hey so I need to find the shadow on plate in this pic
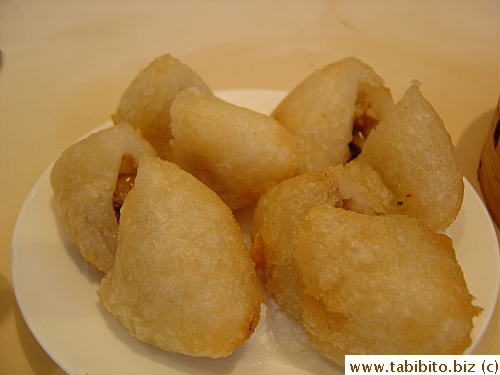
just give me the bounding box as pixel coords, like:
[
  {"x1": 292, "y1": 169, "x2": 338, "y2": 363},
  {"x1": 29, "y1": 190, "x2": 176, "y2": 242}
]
[{"x1": 13, "y1": 294, "x2": 66, "y2": 375}]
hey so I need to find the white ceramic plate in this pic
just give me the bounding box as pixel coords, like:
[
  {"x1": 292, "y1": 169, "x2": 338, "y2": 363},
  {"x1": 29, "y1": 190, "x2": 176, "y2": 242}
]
[{"x1": 11, "y1": 89, "x2": 500, "y2": 375}]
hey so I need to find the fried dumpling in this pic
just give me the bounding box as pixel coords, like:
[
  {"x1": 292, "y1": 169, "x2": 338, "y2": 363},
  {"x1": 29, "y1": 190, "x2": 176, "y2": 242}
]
[
  {"x1": 170, "y1": 88, "x2": 298, "y2": 210},
  {"x1": 294, "y1": 206, "x2": 480, "y2": 366},
  {"x1": 50, "y1": 123, "x2": 156, "y2": 273},
  {"x1": 251, "y1": 164, "x2": 391, "y2": 322},
  {"x1": 357, "y1": 83, "x2": 464, "y2": 232},
  {"x1": 112, "y1": 54, "x2": 213, "y2": 160},
  {"x1": 272, "y1": 57, "x2": 393, "y2": 174},
  {"x1": 98, "y1": 154, "x2": 263, "y2": 358}
]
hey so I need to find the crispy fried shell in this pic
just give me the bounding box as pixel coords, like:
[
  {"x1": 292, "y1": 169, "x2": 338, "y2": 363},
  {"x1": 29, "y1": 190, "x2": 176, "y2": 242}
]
[
  {"x1": 50, "y1": 123, "x2": 156, "y2": 272},
  {"x1": 251, "y1": 164, "x2": 391, "y2": 322},
  {"x1": 170, "y1": 88, "x2": 298, "y2": 210},
  {"x1": 272, "y1": 57, "x2": 393, "y2": 174},
  {"x1": 294, "y1": 206, "x2": 480, "y2": 365},
  {"x1": 358, "y1": 83, "x2": 464, "y2": 232},
  {"x1": 98, "y1": 154, "x2": 263, "y2": 358},
  {"x1": 112, "y1": 54, "x2": 213, "y2": 160}
]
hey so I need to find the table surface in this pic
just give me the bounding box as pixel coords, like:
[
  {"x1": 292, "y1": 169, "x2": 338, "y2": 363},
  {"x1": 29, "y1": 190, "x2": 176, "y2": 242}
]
[{"x1": 1, "y1": 1, "x2": 498, "y2": 374}]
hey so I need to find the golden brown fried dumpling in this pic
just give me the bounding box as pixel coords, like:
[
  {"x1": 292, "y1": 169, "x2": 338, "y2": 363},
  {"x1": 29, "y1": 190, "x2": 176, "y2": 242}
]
[
  {"x1": 50, "y1": 123, "x2": 156, "y2": 272},
  {"x1": 250, "y1": 164, "x2": 391, "y2": 322},
  {"x1": 294, "y1": 206, "x2": 480, "y2": 366},
  {"x1": 272, "y1": 57, "x2": 393, "y2": 174},
  {"x1": 112, "y1": 54, "x2": 213, "y2": 160},
  {"x1": 170, "y1": 88, "x2": 298, "y2": 210},
  {"x1": 98, "y1": 154, "x2": 263, "y2": 358},
  {"x1": 358, "y1": 83, "x2": 464, "y2": 232},
  {"x1": 251, "y1": 166, "x2": 343, "y2": 323},
  {"x1": 341, "y1": 157, "x2": 392, "y2": 215}
]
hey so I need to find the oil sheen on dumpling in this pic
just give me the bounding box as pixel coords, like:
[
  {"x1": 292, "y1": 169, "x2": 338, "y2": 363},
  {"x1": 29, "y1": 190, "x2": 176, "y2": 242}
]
[
  {"x1": 50, "y1": 123, "x2": 156, "y2": 273},
  {"x1": 98, "y1": 154, "x2": 263, "y2": 358}
]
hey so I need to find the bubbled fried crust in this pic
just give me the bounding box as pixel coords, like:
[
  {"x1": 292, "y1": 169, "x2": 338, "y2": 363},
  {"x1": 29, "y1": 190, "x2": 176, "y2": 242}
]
[
  {"x1": 272, "y1": 57, "x2": 393, "y2": 175},
  {"x1": 169, "y1": 88, "x2": 298, "y2": 211},
  {"x1": 250, "y1": 164, "x2": 394, "y2": 323},
  {"x1": 112, "y1": 54, "x2": 213, "y2": 161},
  {"x1": 50, "y1": 123, "x2": 156, "y2": 273},
  {"x1": 293, "y1": 206, "x2": 481, "y2": 366},
  {"x1": 358, "y1": 84, "x2": 464, "y2": 232},
  {"x1": 98, "y1": 154, "x2": 263, "y2": 358},
  {"x1": 251, "y1": 166, "x2": 343, "y2": 322}
]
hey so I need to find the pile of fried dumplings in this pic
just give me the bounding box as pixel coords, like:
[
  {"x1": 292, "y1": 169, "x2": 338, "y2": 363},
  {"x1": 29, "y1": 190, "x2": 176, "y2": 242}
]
[{"x1": 50, "y1": 54, "x2": 482, "y2": 366}]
